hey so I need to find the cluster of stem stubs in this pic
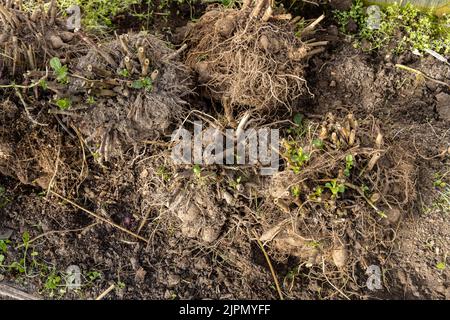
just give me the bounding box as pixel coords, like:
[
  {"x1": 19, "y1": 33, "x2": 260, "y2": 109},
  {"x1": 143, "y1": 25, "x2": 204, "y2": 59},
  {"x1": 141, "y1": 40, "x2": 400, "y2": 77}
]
[
  {"x1": 182, "y1": 0, "x2": 327, "y2": 125},
  {"x1": 0, "y1": 0, "x2": 77, "y2": 79},
  {"x1": 70, "y1": 32, "x2": 192, "y2": 163},
  {"x1": 261, "y1": 112, "x2": 416, "y2": 269}
]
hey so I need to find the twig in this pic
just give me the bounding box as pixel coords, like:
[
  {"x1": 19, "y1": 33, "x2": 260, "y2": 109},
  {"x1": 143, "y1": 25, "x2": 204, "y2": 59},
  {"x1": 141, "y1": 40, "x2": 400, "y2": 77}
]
[
  {"x1": 14, "y1": 89, "x2": 48, "y2": 127},
  {"x1": 321, "y1": 257, "x2": 351, "y2": 300},
  {"x1": 0, "y1": 284, "x2": 40, "y2": 300},
  {"x1": 253, "y1": 232, "x2": 284, "y2": 300},
  {"x1": 71, "y1": 125, "x2": 89, "y2": 185},
  {"x1": 344, "y1": 182, "x2": 382, "y2": 214},
  {"x1": 413, "y1": 136, "x2": 448, "y2": 160},
  {"x1": 302, "y1": 14, "x2": 325, "y2": 35},
  {"x1": 48, "y1": 190, "x2": 149, "y2": 243},
  {"x1": 137, "y1": 210, "x2": 151, "y2": 235},
  {"x1": 395, "y1": 64, "x2": 450, "y2": 89},
  {"x1": 95, "y1": 284, "x2": 115, "y2": 300},
  {"x1": 0, "y1": 69, "x2": 48, "y2": 89},
  {"x1": 164, "y1": 43, "x2": 188, "y2": 61},
  {"x1": 53, "y1": 114, "x2": 76, "y2": 139},
  {"x1": 78, "y1": 32, "x2": 118, "y2": 68},
  {"x1": 46, "y1": 142, "x2": 61, "y2": 199},
  {"x1": 15, "y1": 223, "x2": 99, "y2": 249},
  {"x1": 48, "y1": 0, "x2": 56, "y2": 25}
]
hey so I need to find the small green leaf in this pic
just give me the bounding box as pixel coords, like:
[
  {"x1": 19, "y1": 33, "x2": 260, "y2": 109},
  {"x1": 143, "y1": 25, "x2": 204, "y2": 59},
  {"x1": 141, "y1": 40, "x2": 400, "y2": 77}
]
[
  {"x1": 193, "y1": 164, "x2": 201, "y2": 177},
  {"x1": 312, "y1": 139, "x2": 324, "y2": 149},
  {"x1": 346, "y1": 154, "x2": 353, "y2": 163},
  {"x1": 87, "y1": 96, "x2": 95, "y2": 105},
  {"x1": 50, "y1": 57, "x2": 62, "y2": 71},
  {"x1": 56, "y1": 98, "x2": 71, "y2": 110},
  {"x1": 22, "y1": 231, "x2": 30, "y2": 245},
  {"x1": 291, "y1": 185, "x2": 301, "y2": 197},
  {"x1": 131, "y1": 80, "x2": 144, "y2": 89},
  {"x1": 433, "y1": 179, "x2": 446, "y2": 188},
  {"x1": 436, "y1": 262, "x2": 446, "y2": 270},
  {"x1": 118, "y1": 69, "x2": 129, "y2": 77},
  {"x1": 293, "y1": 113, "x2": 304, "y2": 125},
  {"x1": 0, "y1": 240, "x2": 8, "y2": 254},
  {"x1": 87, "y1": 270, "x2": 102, "y2": 281},
  {"x1": 56, "y1": 65, "x2": 68, "y2": 83},
  {"x1": 39, "y1": 80, "x2": 48, "y2": 90},
  {"x1": 11, "y1": 260, "x2": 25, "y2": 273}
]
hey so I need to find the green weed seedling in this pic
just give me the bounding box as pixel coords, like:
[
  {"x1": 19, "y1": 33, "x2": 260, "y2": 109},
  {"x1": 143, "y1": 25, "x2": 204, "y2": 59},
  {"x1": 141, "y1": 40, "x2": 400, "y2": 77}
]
[
  {"x1": 86, "y1": 96, "x2": 96, "y2": 105},
  {"x1": 50, "y1": 57, "x2": 69, "y2": 84},
  {"x1": 157, "y1": 166, "x2": 172, "y2": 182},
  {"x1": 86, "y1": 270, "x2": 102, "y2": 283},
  {"x1": 57, "y1": 0, "x2": 141, "y2": 32},
  {"x1": 344, "y1": 154, "x2": 354, "y2": 177},
  {"x1": 291, "y1": 185, "x2": 301, "y2": 198},
  {"x1": 229, "y1": 176, "x2": 242, "y2": 190},
  {"x1": 436, "y1": 261, "x2": 446, "y2": 270},
  {"x1": 289, "y1": 147, "x2": 310, "y2": 174},
  {"x1": 55, "y1": 98, "x2": 72, "y2": 110},
  {"x1": 325, "y1": 179, "x2": 346, "y2": 199},
  {"x1": 193, "y1": 164, "x2": 202, "y2": 179},
  {"x1": 312, "y1": 138, "x2": 324, "y2": 149},
  {"x1": 0, "y1": 239, "x2": 11, "y2": 267},
  {"x1": 118, "y1": 69, "x2": 130, "y2": 78},
  {"x1": 433, "y1": 173, "x2": 447, "y2": 189},
  {"x1": 287, "y1": 113, "x2": 306, "y2": 138},
  {"x1": 44, "y1": 270, "x2": 62, "y2": 297},
  {"x1": 132, "y1": 77, "x2": 153, "y2": 92},
  {"x1": 308, "y1": 186, "x2": 324, "y2": 202}
]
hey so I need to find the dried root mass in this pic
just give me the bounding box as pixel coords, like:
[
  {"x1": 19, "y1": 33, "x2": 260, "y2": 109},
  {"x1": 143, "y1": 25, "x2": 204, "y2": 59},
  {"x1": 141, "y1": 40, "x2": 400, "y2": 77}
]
[
  {"x1": 181, "y1": 0, "x2": 323, "y2": 121},
  {"x1": 259, "y1": 113, "x2": 416, "y2": 272},
  {"x1": 68, "y1": 32, "x2": 193, "y2": 162}
]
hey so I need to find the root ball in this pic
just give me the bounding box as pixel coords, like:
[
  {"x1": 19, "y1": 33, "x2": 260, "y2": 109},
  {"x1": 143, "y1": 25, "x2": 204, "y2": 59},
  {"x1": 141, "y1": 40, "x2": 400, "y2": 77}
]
[{"x1": 181, "y1": 3, "x2": 319, "y2": 116}]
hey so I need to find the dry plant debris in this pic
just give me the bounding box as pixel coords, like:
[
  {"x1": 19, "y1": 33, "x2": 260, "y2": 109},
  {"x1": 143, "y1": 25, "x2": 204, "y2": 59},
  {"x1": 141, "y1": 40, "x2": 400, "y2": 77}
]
[
  {"x1": 181, "y1": 0, "x2": 326, "y2": 123},
  {"x1": 67, "y1": 32, "x2": 192, "y2": 162},
  {"x1": 254, "y1": 112, "x2": 416, "y2": 292},
  {"x1": 1, "y1": 0, "x2": 443, "y2": 300}
]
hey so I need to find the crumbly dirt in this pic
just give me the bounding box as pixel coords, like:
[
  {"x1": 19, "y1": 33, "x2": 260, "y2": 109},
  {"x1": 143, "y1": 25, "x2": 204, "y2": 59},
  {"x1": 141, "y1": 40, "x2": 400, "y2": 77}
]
[{"x1": 1, "y1": 1, "x2": 449, "y2": 300}]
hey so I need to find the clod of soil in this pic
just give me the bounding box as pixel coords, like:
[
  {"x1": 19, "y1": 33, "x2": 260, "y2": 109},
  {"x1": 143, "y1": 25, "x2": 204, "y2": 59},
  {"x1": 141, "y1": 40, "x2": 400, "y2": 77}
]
[
  {"x1": 436, "y1": 92, "x2": 450, "y2": 121},
  {"x1": 169, "y1": 184, "x2": 226, "y2": 243},
  {"x1": 0, "y1": 99, "x2": 82, "y2": 193}
]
